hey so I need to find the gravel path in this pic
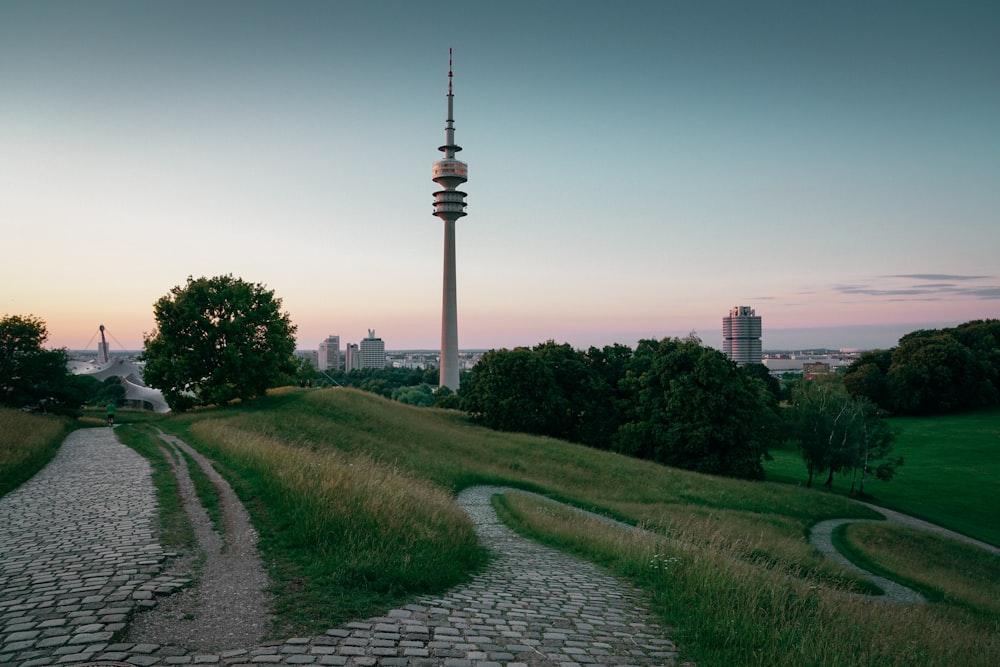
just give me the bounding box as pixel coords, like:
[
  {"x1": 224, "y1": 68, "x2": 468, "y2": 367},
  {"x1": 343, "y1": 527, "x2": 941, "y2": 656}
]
[
  {"x1": 808, "y1": 519, "x2": 926, "y2": 603},
  {"x1": 120, "y1": 430, "x2": 273, "y2": 651},
  {"x1": 806, "y1": 502, "x2": 999, "y2": 603}
]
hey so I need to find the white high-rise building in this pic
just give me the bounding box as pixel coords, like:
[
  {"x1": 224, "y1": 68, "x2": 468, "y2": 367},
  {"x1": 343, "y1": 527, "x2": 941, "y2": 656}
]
[
  {"x1": 723, "y1": 306, "x2": 763, "y2": 365},
  {"x1": 359, "y1": 330, "x2": 386, "y2": 370},
  {"x1": 431, "y1": 49, "x2": 468, "y2": 391},
  {"x1": 318, "y1": 335, "x2": 341, "y2": 372}
]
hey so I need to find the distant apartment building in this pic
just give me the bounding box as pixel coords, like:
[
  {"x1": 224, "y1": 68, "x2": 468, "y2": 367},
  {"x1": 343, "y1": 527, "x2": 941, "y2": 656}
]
[
  {"x1": 296, "y1": 349, "x2": 319, "y2": 369},
  {"x1": 359, "y1": 329, "x2": 386, "y2": 369},
  {"x1": 344, "y1": 343, "x2": 361, "y2": 372},
  {"x1": 723, "y1": 306, "x2": 762, "y2": 365},
  {"x1": 318, "y1": 335, "x2": 341, "y2": 372}
]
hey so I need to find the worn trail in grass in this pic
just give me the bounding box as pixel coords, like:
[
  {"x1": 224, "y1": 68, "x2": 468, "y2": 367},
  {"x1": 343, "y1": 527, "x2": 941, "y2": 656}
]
[{"x1": 121, "y1": 430, "x2": 272, "y2": 652}]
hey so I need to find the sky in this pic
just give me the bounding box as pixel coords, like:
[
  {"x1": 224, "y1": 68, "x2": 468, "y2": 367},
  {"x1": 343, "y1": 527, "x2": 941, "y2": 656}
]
[{"x1": 2, "y1": 1, "x2": 998, "y2": 353}]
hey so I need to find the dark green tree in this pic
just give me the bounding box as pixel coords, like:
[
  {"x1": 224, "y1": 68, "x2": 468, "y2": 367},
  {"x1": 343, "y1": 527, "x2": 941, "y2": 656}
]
[
  {"x1": 0, "y1": 314, "x2": 85, "y2": 415},
  {"x1": 433, "y1": 385, "x2": 460, "y2": 409},
  {"x1": 613, "y1": 336, "x2": 772, "y2": 480},
  {"x1": 843, "y1": 348, "x2": 893, "y2": 409},
  {"x1": 142, "y1": 275, "x2": 297, "y2": 410},
  {"x1": 944, "y1": 319, "x2": 1000, "y2": 399},
  {"x1": 392, "y1": 384, "x2": 436, "y2": 407},
  {"x1": 577, "y1": 344, "x2": 633, "y2": 448},
  {"x1": 458, "y1": 346, "x2": 562, "y2": 435},
  {"x1": 888, "y1": 330, "x2": 997, "y2": 414},
  {"x1": 94, "y1": 376, "x2": 127, "y2": 407},
  {"x1": 742, "y1": 362, "x2": 781, "y2": 404}
]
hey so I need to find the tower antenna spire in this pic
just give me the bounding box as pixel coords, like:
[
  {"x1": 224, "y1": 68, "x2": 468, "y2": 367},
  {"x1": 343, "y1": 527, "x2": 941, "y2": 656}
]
[{"x1": 431, "y1": 49, "x2": 469, "y2": 391}]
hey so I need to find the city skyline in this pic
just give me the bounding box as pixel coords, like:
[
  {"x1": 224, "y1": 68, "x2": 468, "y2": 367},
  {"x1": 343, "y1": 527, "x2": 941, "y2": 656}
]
[{"x1": 2, "y1": 2, "x2": 998, "y2": 354}]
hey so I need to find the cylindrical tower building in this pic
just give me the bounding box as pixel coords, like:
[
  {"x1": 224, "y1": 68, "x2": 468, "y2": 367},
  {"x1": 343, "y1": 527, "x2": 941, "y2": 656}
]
[
  {"x1": 432, "y1": 49, "x2": 468, "y2": 391},
  {"x1": 723, "y1": 306, "x2": 762, "y2": 365}
]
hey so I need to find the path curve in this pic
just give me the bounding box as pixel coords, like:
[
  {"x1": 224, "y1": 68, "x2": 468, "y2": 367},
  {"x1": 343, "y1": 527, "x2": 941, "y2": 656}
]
[
  {"x1": 808, "y1": 519, "x2": 926, "y2": 603},
  {"x1": 807, "y1": 502, "x2": 999, "y2": 604}
]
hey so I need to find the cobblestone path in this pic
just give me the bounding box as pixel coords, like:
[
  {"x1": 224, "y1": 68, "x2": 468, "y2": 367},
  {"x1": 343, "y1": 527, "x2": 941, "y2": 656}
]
[{"x1": 1, "y1": 429, "x2": 682, "y2": 666}]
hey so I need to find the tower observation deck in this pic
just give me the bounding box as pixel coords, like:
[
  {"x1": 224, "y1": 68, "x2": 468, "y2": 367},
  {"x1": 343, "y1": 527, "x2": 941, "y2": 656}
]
[{"x1": 432, "y1": 49, "x2": 467, "y2": 391}]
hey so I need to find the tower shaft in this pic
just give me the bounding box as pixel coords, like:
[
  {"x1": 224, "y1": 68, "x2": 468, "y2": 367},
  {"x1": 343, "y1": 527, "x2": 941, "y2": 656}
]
[{"x1": 441, "y1": 220, "x2": 459, "y2": 390}]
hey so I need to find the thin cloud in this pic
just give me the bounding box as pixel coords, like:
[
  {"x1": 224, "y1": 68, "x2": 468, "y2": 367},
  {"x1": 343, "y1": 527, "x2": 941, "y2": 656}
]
[
  {"x1": 883, "y1": 274, "x2": 990, "y2": 281},
  {"x1": 832, "y1": 274, "x2": 1000, "y2": 301}
]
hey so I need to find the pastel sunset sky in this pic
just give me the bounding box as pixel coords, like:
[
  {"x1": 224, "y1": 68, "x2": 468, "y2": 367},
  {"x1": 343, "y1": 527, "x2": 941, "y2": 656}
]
[{"x1": 2, "y1": 1, "x2": 998, "y2": 352}]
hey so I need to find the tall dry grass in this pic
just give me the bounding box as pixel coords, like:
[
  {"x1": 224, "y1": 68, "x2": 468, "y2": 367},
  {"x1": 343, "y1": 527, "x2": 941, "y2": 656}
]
[
  {"x1": 496, "y1": 490, "x2": 1000, "y2": 667},
  {"x1": 187, "y1": 418, "x2": 487, "y2": 631},
  {"x1": 154, "y1": 389, "x2": 997, "y2": 653},
  {"x1": 219, "y1": 389, "x2": 883, "y2": 592},
  {"x1": 844, "y1": 521, "x2": 1000, "y2": 615},
  {"x1": 0, "y1": 407, "x2": 72, "y2": 497}
]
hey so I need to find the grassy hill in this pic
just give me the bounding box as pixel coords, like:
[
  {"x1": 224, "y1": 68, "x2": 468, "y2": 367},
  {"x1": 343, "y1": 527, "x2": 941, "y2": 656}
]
[
  {"x1": 142, "y1": 387, "x2": 999, "y2": 667},
  {"x1": 6, "y1": 389, "x2": 998, "y2": 666}
]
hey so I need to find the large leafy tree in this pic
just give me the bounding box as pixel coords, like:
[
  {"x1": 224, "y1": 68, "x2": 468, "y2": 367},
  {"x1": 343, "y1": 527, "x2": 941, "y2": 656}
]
[
  {"x1": 613, "y1": 336, "x2": 774, "y2": 480},
  {"x1": 143, "y1": 275, "x2": 297, "y2": 410},
  {"x1": 842, "y1": 348, "x2": 892, "y2": 408},
  {"x1": 458, "y1": 341, "x2": 623, "y2": 443},
  {"x1": 0, "y1": 314, "x2": 86, "y2": 414},
  {"x1": 458, "y1": 346, "x2": 562, "y2": 435}
]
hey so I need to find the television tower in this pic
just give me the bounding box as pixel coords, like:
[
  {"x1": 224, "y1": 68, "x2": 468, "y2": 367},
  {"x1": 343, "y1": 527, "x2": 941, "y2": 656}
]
[{"x1": 432, "y1": 49, "x2": 468, "y2": 391}]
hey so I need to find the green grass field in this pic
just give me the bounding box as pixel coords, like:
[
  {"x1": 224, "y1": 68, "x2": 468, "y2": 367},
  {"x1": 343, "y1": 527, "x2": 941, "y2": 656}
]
[
  {"x1": 4, "y1": 389, "x2": 998, "y2": 666},
  {"x1": 764, "y1": 408, "x2": 1000, "y2": 547}
]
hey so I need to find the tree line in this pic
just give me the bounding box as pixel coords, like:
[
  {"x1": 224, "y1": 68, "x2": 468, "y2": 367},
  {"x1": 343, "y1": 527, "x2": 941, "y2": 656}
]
[
  {"x1": 843, "y1": 319, "x2": 1000, "y2": 415},
  {"x1": 456, "y1": 337, "x2": 780, "y2": 480}
]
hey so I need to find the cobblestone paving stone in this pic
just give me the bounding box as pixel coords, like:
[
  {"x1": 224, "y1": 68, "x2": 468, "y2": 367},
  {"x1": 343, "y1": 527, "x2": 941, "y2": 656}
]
[
  {"x1": 1, "y1": 429, "x2": 682, "y2": 667},
  {"x1": 0, "y1": 428, "x2": 187, "y2": 667}
]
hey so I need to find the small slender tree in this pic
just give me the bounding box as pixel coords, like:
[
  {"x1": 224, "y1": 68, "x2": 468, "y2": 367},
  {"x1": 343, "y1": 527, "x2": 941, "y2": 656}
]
[{"x1": 788, "y1": 374, "x2": 901, "y2": 494}]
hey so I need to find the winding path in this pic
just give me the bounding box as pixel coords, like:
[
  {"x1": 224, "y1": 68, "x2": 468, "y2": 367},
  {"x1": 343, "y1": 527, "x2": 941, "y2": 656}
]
[
  {"x1": 806, "y1": 503, "x2": 999, "y2": 604},
  {"x1": 1, "y1": 428, "x2": 683, "y2": 666}
]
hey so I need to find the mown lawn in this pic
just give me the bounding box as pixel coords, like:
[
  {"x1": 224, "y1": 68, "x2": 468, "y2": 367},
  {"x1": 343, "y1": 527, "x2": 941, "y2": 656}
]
[{"x1": 765, "y1": 408, "x2": 1000, "y2": 547}]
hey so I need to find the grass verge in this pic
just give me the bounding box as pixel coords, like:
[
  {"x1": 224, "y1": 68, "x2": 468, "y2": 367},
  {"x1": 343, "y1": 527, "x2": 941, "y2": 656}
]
[
  {"x1": 840, "y1": 521, "x2": 1000, "y2": 616},
  {"x1": 177, "y1": 447, "x2": 224, "y2": 538},
  {"x1": 0, "y1": 407, "x2": 74, "y2": 498},
  {"x1": 114, "y1": 424, "x2": 196, "y2": 552},
  {"x1": 161, "y1": 412, "x2": 489, "y2": 635}
]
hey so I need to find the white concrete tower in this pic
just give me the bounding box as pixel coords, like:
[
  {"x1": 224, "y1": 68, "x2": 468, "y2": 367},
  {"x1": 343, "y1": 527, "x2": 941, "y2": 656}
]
[{"x1": 432, "y1": 49, "x2": 468, "y2": 391}]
